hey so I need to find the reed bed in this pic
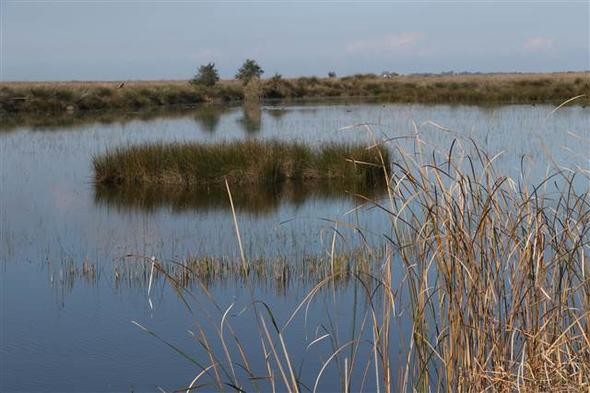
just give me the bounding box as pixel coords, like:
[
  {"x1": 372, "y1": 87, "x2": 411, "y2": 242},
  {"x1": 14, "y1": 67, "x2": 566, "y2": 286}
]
[
  {"x1": 384, "y1": 138, "x2": 590, "y2": 391},
  {"x1": 2, "y1": 72, "x2": 587, "y2": 114},
  {"x1": 133, "y1": 133, "x2": 590, "y2": 392},
  {"x1": 93, "y1": 141, "x2": 390, "y2": 188}
]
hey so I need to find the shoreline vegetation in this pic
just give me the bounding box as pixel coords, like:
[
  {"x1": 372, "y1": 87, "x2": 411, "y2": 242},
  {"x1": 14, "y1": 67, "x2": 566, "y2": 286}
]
[
  {"x1": 149, "y1": 138, "x2": 590, "y2": 392},
  {"x1": 2, "y1": 71, "x2": 588, "y2": 114},
  {"x1": 93, "y1": 141, "x2": 390, "y2": 188}
]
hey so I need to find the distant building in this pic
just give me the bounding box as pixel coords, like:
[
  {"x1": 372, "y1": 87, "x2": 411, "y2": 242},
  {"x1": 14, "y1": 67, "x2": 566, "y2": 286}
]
[{"x1": 380, "y1": 71, "x2": 399, "y2": 79}]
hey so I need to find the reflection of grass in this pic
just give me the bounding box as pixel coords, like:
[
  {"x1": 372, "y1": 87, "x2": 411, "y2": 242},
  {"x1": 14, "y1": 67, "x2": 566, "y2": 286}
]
[
  {"x1": 94, "y1": 180, "x2": 386, "y2": 215},
  {"x1": 2, "y1": 72, "x2": 587, "y2": 114},
  {"x1": 0, "y1": 104, "x2": 232, "y2": 132},
  {"x1": 93, "y1": 141, "x2": 390, "y2": 187},
  {"x1": 133, "y1": 136, "x2": 589, "y2": 392}
]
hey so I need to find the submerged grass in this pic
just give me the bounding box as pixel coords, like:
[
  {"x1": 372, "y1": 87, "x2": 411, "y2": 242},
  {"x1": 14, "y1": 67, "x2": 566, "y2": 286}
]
[
  {"x1": 133, "y1": 132, "x2": 590, "y2": 392},
  {"x1": 48, "y1": 251, "x2": 381, "y2": 298},
  {"x1": 113, "y1": 250, "x2": 383, "y2": 294},
  {"x1": 93, "y1": 140, "x2": 390, "y2": 188}
]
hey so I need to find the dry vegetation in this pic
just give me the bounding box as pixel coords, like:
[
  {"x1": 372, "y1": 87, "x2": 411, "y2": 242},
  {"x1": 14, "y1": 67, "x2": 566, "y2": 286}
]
[
  {"x1": 2, "y1": 72, "x2": 588, "y2": 114},
  {"x1": 0, "y1": 80, "x2": 243, "y2": 114},
  {"x1": 132, "y1": 135, "x2": 590, "y2": 392}
]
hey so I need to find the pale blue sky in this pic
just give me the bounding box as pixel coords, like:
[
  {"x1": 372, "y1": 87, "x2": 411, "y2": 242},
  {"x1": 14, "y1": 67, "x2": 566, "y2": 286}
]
[{"x1": 1, "y1": 1, "x2": 588, "y2": 81}]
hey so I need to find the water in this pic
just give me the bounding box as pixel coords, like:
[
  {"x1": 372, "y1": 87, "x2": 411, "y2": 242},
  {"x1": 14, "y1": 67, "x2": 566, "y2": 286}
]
[{"x1": 1, "y1": 102, "x2": 588, "y2": 392}]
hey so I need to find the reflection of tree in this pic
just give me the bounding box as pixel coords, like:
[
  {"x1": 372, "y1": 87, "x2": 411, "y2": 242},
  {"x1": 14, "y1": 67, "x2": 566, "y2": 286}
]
[
  {"x1": 193, "y1": 106, "x2": 226, "y2": 133},
  {"x1": 239, "y1": 102, "x2": 262, "y2": 134}
]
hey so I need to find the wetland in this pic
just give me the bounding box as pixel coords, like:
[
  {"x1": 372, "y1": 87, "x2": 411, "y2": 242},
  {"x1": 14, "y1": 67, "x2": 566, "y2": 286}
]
[{"x1": 1, "y1": 100, "x2": 589, "y2": 392}]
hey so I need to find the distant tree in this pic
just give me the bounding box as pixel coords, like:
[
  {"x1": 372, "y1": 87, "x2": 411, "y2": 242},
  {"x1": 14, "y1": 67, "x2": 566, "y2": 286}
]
[
  {"x1": 235, "y1": 59, "x2": 264, "y2": 84},
  {"x1": 191, "y1": 63, "x2": 219, "y2": 87},
  {"x1": 328, "y1": 71, "x2": 336, "y2": 78}
]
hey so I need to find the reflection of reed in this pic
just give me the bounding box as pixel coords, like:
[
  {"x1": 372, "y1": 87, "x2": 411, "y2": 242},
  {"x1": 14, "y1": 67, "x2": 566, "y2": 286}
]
[{"x1": 94, "y1": 181, "x2": 387, "y2": 215}]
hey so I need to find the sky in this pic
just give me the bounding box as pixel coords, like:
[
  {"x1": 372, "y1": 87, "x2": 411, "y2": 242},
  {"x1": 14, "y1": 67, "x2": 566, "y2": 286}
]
[{"x1": 1, "y1": 1, "x2": 589, "y2": 81}]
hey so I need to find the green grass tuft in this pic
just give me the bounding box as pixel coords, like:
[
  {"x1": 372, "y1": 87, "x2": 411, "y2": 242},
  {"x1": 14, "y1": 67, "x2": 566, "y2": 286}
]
[{"x1": 93, "y1": 140, "x2": 390, "y2": 188}]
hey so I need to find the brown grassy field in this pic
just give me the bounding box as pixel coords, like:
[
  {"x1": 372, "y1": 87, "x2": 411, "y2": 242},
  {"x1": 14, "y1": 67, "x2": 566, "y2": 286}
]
[{"x1": 1, "y1": 71, "x2": 588, "y2": 114}]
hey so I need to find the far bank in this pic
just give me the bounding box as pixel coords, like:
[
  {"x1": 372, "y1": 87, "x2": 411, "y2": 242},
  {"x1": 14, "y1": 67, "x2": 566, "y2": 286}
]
[{"x1": 1, "y1": 71, "x2": 588, "y2": 114}]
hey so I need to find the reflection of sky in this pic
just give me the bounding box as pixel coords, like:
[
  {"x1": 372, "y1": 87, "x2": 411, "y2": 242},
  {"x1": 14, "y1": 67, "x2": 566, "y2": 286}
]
[
  {"x1": 1, "y1": 103, "x2": 589, "y2": 392},
  {"x1": 1, "y1": 103, "x2": 589, "y2": 265}
]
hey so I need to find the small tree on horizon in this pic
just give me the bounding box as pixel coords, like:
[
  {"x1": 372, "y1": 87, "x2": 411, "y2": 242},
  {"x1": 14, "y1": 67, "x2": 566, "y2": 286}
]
[
  {"x1": 235, "y1": 59, "x2": 264, "y2": 85},
  {"x1": 190, "y1": 63, "x2": 219, "y2": 87}
]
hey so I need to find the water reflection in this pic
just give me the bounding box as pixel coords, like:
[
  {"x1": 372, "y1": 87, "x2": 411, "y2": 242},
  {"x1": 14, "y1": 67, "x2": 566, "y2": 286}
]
[
  {"x1": 2, "y1": 101, "x2": 589, "y2": 392},
  {"x1": 263, "y1": 105, "x2": 288, "y2": 119},
  {"x1": 0, "y1": 106, "x2": 193, "y2": 132},
  {"x1": 238, "y1": 102, "x2": 262, "y2": 134},
  {"x1": 192, "y1": 105, "x2": 229, "y2": 133},
  {"x1": 94, "y1": 181, "x2": 387, "y2": 215},
  {"x1": 0, "y1": 104, "x2": 235, "y2": 133}
]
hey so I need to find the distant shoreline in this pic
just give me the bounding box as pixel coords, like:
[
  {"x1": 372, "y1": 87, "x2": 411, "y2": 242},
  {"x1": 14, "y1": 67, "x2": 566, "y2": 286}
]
[{"x1": 1, "y1": 71, "x2": 588, "y2": 114}]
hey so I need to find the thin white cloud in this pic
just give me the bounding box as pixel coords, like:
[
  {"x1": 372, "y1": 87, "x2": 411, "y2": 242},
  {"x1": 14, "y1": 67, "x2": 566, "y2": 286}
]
[
  {"x1": 523, "y1": 37, "x2": 555, "y2": 51},
  {"x1": 346, "y1": 32, "x2": 424, "y2": 54}
]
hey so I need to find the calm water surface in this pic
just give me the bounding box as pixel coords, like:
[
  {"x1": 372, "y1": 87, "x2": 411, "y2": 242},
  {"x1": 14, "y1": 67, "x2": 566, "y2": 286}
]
[{"x1": 1, "y1": 103, "x2": 588, "y2": 392}]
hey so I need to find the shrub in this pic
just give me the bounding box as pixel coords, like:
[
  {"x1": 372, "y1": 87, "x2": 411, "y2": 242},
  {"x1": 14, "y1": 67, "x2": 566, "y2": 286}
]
[
  {"x1": 235, "y1": 59, "x2": 264, "y2": 85},
  {"x1": 190, "y1": 63, "x2": 220, "y2": 87}
]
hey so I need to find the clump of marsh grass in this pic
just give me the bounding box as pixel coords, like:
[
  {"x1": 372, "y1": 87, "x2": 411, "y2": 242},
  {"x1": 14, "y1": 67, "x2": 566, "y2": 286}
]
[
  {"x1": 93, "y1": 140, "x2": 390, "y2": 188},
  {"x1": 131, "y1": 132, "x2": 589, "y2": 391}
]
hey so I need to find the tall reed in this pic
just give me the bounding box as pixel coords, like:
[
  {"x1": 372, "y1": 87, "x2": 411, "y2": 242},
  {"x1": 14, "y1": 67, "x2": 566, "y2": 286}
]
[{"x1": 132, "y1": 133, "x2": 589, "y2": 392}]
